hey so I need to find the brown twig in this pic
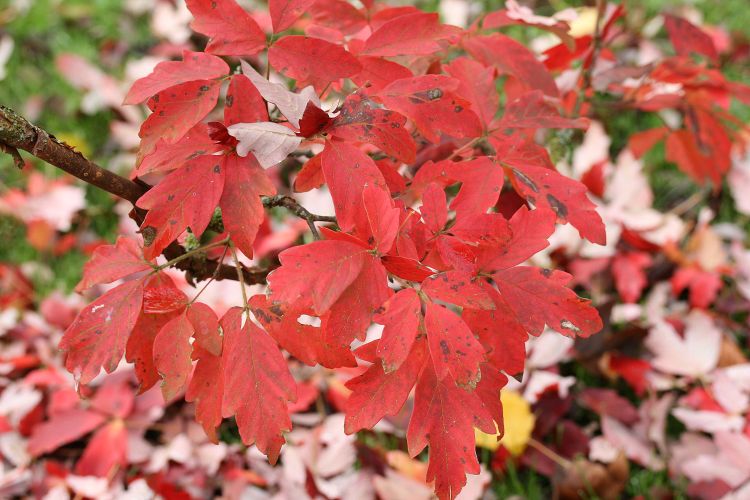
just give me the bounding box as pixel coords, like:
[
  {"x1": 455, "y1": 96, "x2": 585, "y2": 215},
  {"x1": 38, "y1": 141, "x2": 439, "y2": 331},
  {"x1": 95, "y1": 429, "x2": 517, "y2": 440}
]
[{"x1": 262, "y1": 194, "x2": 336, "y2": 240}]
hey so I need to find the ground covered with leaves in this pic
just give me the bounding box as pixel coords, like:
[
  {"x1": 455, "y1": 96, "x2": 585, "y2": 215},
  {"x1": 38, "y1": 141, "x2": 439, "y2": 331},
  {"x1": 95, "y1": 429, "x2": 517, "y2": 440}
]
[{"x1": 1, "y1": 0, "x2": 750, "y2": 499}]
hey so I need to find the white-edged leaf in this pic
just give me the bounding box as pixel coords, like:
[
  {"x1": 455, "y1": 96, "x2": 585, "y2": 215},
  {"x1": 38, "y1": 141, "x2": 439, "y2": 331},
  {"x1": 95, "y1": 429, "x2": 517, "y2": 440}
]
[
  {"x1": 241, "y1": 60, "x2": 320, "y2": 128},
  {"x1": 227, "y1": 122, "x2": 303, "y2": 168}
]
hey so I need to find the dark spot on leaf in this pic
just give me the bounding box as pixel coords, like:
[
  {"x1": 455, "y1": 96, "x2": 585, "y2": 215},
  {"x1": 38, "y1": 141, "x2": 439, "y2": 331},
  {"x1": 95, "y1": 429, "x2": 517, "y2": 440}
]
[
  {"x1": 140, "y1": 226, "x2": 157, "y2": 247},
  {"x1": 546, "y1": 193, "x2": 568, "y2": 218},
  {"x1": 511, "y1": 168, "x2": 538, "y2": 193},
  {"x1": 540, "y1": 268, "x2": 552, "y2": 278},
  {"x1": 454, "y1": 105, "x2": 463, "y2": 113},
  {"x1": 253, "y1": 308, "x2": 272, "y2": 324},
  {"x1": 213, "y1": 164, "x2": 221, "y2": 174},
  {"x1": 440, "y1": 340, "x2": 450, "y2": 356}
]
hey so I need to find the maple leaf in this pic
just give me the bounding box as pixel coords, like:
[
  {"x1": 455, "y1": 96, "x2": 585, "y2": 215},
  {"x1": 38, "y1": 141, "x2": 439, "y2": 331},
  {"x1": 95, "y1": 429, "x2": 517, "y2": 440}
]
[
  {"x1": 124, "y1": 50, "x2": 228, "y2": 105},
  {"x1": 323, "y1": 252, "x2": 392, "y2": 347},
  {"x1": 186, "y1": 0, "x2": 266, "y2": 56},
  {"x1": 362, "y1": 12, "x2": 462, "y2": 57},
  {"x1": 221, "y1": 307, "x2": 296, "y2": 463},
  {"x1": 60, "y1": 279, "x2": 144, "y2": 385},
  {"x1": 447, "y1": 157, "x2": 505, "y2": 217},
  {"x1": 227, "y1": 122, "x2": 303, "y2": 168},
  {"x1": 353, "y1": 184, "x2": 400, "y2": 253},
  {"x1": 664, "y1": 14, "x2": 718, "y2": 64},
  {"x1": 141, "y1": 273, "x2": 188, "y2": 314},
  {"x1": 268, "y1": 36, "x2": 361, "y2": 92},
  {"x1": 75, "y1": 237, "x2": 151, "y2": 292},
  {"x1": 492, "y1": 267, "x2": 602, "y2": 338},
  {"x1": 249, "y1": 294, "x2": 357, "y2": 368},
  {"x1": 186, "y1": 344, "x2": 224, "y2": 443},
  {"x1": 311, "y1": 0, "x2": 367, "y2": 34},
  {"x1": 444, "y1": 57, "x2": 499, "y2": 130},
  {"x1": 74, "y1": 420, "x2": 128, "y2": 477},
  {"x1": 422, "y1": 271, "x2": 495, "y2": 310},
  {"x1": 136, "y1": 155, "x2": 226, "y2": 260},
  {"x1": 377, "y1": 75, "x2": 482, "y2": 143},
  {"x1": 612, "y1": 252, "x2": 652, "y2": 303},
  {"x1": 351, "y1": 56, "x2": 413, "y2": 92}
]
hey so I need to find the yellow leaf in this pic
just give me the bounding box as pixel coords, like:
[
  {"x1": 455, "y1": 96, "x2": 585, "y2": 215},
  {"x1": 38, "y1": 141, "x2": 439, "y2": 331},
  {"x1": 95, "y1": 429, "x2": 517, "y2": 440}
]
[
  {"x1": 569, "y1": 8, "x2": 599, "y2": 38},
  {"x1": 474, "y1": 390, "x2": 535, "y2": 456}
]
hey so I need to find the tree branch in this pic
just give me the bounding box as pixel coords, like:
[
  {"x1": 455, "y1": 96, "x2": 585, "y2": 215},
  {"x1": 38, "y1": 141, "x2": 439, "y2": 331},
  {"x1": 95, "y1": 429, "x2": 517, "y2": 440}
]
[
  {"x1": 0, "y1": 105, "x2": 147, "y2": 203},
  {"x1": 0, "y1": 105, "x2": 272, "y2": 284}
]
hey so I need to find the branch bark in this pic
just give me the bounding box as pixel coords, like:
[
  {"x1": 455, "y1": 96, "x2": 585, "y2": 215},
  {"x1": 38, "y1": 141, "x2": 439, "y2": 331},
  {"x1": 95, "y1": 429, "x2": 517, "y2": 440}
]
[
  {"x1": 0, "y1": 105, "x2": 274, "y2": 284},
  {"x1": 0, "y1": 105, "x2": 148, "y2": 204}
]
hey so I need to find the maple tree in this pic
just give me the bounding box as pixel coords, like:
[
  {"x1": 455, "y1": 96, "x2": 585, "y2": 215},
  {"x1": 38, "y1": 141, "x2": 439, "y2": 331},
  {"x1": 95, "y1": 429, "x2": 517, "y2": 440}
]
[{"x1": 2, "y1": 1, "x2": 749, "y2": 498}]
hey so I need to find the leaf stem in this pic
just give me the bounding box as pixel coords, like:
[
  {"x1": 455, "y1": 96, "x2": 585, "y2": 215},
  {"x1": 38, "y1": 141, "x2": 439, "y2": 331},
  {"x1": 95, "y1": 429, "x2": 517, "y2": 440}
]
[
  {"x1": 230, "y1": 244, "x2": 249, "y2": 308},
  {"x1": 527, "y1": 438, "x2": 572, "y2": 469},
  {"x1": 189, "y1": 243, "x2": 231, "y2": 305},
  {"x1": 153, "y1": 236, "x2": 231, "y2": 273}
]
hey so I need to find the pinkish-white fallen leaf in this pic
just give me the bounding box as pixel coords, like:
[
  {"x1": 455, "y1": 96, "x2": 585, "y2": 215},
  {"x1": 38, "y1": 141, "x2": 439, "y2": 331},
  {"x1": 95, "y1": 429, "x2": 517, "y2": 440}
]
[{"x1": 645, "y1": 311, "x2": 721, "y2": 377}]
